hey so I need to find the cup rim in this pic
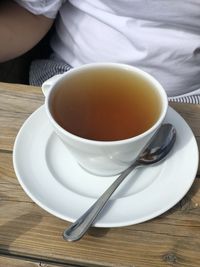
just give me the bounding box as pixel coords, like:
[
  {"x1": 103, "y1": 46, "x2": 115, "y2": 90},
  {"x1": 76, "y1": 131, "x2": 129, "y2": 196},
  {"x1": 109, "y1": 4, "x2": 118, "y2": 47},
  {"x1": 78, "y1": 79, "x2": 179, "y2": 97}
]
[{"x1": 45, "y1": 62, "x2": 168, "y2": 146}]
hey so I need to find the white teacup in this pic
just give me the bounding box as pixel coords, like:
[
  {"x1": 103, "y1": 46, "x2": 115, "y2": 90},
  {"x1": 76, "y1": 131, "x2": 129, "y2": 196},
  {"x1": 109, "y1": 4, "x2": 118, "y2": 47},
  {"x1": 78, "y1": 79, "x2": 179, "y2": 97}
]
[{"x1": 42, "y1": 63, "x2": 168, "y2": 176}]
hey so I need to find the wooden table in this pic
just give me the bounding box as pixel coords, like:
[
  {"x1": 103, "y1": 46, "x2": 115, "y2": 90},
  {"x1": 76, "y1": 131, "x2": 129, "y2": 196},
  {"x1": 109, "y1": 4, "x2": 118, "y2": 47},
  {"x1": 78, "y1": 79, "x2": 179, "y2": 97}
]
[{"x1": 0, "y1": 82, "x2": 200, "y2": 267}]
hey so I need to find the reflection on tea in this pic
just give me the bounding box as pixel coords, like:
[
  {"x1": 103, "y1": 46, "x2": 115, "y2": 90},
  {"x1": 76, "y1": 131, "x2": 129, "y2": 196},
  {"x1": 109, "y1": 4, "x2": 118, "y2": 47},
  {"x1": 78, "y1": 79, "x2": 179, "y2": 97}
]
[{"x1": 51, "y1": 68, "x2": 161, "y2": 141}]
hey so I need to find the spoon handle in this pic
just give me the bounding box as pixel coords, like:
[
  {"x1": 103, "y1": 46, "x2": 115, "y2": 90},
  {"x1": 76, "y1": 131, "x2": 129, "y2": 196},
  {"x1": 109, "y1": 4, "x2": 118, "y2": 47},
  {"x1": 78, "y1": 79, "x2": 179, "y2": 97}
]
[{"x1": 63, "y1": 161, "x2": 139, "y2": 241}]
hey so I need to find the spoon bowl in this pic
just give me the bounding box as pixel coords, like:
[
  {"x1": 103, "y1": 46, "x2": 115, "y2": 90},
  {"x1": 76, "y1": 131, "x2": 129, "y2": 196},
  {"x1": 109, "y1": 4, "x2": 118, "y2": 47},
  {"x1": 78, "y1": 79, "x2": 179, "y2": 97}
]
[{"x1": 138, "y1": 123, "x2": 176, "y2": 165}]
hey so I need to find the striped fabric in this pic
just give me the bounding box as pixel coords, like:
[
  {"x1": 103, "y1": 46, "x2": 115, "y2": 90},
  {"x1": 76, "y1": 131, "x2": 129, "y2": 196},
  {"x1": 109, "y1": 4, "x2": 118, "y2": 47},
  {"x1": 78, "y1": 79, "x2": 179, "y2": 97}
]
[
  {"x1": 29, "y1": 59, "x2": 200, "y2": 104},
  {"x1": 29, "y1": 59, "x2": 71, "y2": 86},
  {"x1": 168, "y1": 94, "x2": 200, "y2": 104}
]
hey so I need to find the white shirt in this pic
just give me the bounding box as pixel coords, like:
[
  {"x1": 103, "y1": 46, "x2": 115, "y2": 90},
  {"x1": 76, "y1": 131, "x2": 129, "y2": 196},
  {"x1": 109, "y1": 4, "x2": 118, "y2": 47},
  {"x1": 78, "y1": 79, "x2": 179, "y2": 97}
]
[{"x1": 15, "y1": 0, "x2": 200, "y2": 97}]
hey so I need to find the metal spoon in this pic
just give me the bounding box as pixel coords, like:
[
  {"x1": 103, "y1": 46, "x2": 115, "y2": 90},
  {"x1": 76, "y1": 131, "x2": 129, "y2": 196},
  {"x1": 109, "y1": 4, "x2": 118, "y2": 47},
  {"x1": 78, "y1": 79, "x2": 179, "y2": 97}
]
[{"x1": 63, "y1": 123, "x2": 176, "y2": 242}]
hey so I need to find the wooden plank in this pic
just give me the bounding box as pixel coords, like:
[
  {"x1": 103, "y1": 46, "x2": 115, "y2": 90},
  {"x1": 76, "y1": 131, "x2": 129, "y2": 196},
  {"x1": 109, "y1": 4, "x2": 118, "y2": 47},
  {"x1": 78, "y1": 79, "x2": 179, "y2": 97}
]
[
  {"x1": 0, "y1": 82, "x2": 44, "y2": 151},
  {"x1": 0, "y1": 254, "x2": 69, "y2": 267},
  {"x1": 0, "y1": 184, "x2": 200, "y2": 267},
  {"x1": 0, "y1": 151, "x2": 200, "y2": 267},
  {"x1": 170, "y1": 102, "x2": 200, "y2": 137}
]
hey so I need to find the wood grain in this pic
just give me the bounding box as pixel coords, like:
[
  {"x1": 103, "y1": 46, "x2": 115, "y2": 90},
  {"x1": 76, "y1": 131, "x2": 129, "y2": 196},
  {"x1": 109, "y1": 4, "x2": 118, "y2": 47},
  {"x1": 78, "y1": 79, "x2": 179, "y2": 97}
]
[
  {"x1": 0, "y1": 82, "x2": 200, "y2": 267},
  {"x1": 0, "y1": 82, "x2": 44, "y2": 151},
  {"x1": 0, "y1": 255, "x2": 66, "y2": 267},
  {"x1": 170, "y1": 102, "x2": 200, "y2": 137}
]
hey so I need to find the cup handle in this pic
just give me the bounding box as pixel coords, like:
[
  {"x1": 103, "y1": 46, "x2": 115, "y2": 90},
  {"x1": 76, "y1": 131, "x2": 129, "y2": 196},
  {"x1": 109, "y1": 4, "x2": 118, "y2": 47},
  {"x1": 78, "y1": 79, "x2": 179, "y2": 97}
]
[{"x1": 42, "y1": 74, "x2": 63, "y2": 97}]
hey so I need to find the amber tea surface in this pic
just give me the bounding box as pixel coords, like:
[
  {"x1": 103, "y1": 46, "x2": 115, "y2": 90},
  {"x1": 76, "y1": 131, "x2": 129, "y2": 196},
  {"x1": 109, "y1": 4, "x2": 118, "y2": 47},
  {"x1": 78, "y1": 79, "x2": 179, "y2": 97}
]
[{"x1": 51, "y1": 68, "x2": 161, "y2": 141}]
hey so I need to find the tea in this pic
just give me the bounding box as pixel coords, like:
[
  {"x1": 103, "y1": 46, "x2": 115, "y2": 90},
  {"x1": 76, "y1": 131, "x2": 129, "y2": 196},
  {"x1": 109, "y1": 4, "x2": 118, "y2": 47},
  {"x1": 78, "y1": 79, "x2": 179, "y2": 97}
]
[{"x1": 51, "y1": 67, "x2": 161, "y2": 141}]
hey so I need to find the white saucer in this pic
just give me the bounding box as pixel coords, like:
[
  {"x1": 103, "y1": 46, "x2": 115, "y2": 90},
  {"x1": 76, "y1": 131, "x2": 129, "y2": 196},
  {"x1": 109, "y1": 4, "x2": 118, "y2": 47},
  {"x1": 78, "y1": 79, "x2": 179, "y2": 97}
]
[{"x1": 13, "y1": 106, "x2": 199, "y2": 227}]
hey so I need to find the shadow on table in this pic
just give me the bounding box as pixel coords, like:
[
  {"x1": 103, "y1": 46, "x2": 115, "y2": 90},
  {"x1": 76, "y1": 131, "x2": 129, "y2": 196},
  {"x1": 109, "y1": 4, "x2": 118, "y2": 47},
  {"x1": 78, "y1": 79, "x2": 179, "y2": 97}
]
[
  {"x1": 0, "y1": 211, "x2": 42, "y2": 251},
  {"x1": 87, "y1": 227, "x2": 110, "y2": 238}
]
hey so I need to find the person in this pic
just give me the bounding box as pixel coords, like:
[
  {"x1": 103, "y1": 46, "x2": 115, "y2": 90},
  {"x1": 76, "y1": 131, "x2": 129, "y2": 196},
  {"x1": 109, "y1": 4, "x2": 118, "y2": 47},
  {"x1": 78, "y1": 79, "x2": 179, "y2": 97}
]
[{"x1": 1, "y1": 0, "x2": 200, "y2": 104}]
